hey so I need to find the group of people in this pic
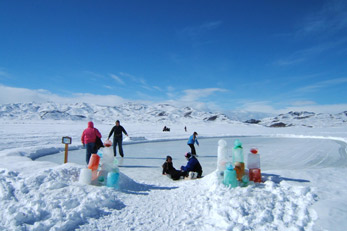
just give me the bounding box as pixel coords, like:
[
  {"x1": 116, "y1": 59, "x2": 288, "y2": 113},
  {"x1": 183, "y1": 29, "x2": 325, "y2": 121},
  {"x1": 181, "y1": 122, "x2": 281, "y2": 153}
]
[
  {"x1": 162, "y1": 131, "x2": 203, "y2": 180},
  {"x1": 81, "y1": 120, "x2": 202, "y2": 180},
  {"x1": 81, "y1": 120, "x2": 128, "y2": 164},
  {"x1": 162, "y1": 152, "x2": 203, "y2": 180}
]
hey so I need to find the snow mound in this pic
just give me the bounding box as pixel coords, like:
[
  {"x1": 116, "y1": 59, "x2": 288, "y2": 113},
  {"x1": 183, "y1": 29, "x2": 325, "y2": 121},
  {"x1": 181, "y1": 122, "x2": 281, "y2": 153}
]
[
  {"x1": 170, "y1": 172, "x2": 317, "y2": 230},
  {"x1": 0, "y1": 165, "x2": 125, "y2": 231}
]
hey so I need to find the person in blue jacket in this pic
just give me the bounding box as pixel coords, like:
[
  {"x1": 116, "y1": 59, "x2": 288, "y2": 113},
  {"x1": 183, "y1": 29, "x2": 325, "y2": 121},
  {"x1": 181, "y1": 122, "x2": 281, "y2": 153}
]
[
  {"x1": 181, "y1": 152, "x2": 203, "y2": 178},
  {"x1": 187, "y1": 132, "x2": 199, "y2": 155}
]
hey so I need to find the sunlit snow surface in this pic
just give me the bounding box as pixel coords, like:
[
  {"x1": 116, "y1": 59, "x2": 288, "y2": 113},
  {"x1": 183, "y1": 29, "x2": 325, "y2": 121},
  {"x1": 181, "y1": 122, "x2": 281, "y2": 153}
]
[
  {"x1": 39, "y1": 137, "x2": 345, "y2": 182},
  {"x1": 1, "y1": 120, "x2": 347, "y2": 231}
]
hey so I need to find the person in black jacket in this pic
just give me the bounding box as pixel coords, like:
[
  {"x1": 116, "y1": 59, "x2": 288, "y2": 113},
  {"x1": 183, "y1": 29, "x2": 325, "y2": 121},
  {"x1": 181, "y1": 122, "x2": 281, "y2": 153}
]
[
  {"x1": 162, "y1": 156, "x2": 184, "y2": 180},
  {"x1": 107, "y1": 120, "x2": 128, "y2": 157}
]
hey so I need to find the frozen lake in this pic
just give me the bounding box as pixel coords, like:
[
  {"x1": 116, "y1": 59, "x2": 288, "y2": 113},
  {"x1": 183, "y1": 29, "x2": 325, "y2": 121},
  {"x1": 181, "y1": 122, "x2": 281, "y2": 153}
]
[{"x1": 36, "y1": 136, "x2": 346, "y2": 183}]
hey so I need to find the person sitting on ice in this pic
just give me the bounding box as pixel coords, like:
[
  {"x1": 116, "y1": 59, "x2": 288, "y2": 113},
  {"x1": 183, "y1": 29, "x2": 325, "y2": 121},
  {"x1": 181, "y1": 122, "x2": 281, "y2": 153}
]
[
  {"x1": 163, "y1": 126, "x2": 170, "y2": 132},
  {"x1": 162, "y1": 156, "x2": 184, "y2": 180},
  {"x1": 180, "y1": 152, "x2": 203, "y2": 178}
]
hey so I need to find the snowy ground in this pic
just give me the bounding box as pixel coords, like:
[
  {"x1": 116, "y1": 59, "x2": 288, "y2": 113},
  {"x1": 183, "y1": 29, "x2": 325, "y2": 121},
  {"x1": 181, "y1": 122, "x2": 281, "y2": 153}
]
[{"x1": 0, "y1": 120, "x2": 347, "y2": 231}]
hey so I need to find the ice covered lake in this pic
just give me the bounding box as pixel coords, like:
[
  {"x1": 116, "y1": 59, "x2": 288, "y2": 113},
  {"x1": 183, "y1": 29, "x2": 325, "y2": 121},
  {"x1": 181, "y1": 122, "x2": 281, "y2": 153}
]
[{"x1": 36, "y1": 136, "x2": 347, "y2": 184}]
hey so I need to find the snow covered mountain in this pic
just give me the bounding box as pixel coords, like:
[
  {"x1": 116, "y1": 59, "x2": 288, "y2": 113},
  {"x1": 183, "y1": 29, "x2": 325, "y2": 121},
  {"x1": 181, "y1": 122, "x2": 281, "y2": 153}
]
[
  {"x1": 225, "y1": 110, "x2": 275, "y2": 121},
  {"x1": 1, "y1": 102, "x2": 346, "y2": 128},
  {"x1": 0, "y1": 102, "x2": 234, "y2": 124},
  {"x1": 246, "y1": 111, "x2": 347, "y2": 128}
]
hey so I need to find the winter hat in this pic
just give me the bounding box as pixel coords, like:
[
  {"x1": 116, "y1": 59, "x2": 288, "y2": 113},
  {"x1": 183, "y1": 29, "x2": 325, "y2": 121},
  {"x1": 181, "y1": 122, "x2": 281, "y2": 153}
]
[
  {"x1": 185, "y1": 152, "x2": 191, "y2": 158},
  {"x1": 166, "y1": 155, "x2": 172, "y2": 161},
  {"x1": 88, "y1": 121, "x2": 94, "y2": 128}
]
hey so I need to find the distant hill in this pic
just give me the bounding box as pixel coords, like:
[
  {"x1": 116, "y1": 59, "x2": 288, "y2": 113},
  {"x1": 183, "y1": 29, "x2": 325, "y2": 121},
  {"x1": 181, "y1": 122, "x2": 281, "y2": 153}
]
[
  {"x1": 245, "y1": 111, "x2": 347, "y2": 128},
  {"x1": 1, "y1": 102, "x2": 346, "y2": 128},
  {"x1": 0, "y1": 102, "x2": 238, "y2": 124}
]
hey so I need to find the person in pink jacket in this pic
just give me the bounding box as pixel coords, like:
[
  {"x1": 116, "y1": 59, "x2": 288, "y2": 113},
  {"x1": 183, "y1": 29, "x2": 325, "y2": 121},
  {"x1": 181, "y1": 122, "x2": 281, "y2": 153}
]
[{"x1": 81, "y1": 121, "x2": 102, "y2": 164}]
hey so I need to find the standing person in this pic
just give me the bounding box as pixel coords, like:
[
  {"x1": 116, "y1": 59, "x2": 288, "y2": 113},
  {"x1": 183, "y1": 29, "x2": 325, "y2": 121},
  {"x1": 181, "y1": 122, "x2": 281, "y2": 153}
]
[
  {"x1": 107, "y1": 120, "x2": 128, "y2": 157},
  {"x1": 81, "y1": 121, "x2": 102, "y2": 164},
  {"x1": 184, "y1": 126, "x2": 187, "y2": 132},
  {"x1": 187, "y1": 132, "x2": 199, "y2": 155},
  {"x1": 181, "y1": 152, "x2": 203, "y2": 178}
]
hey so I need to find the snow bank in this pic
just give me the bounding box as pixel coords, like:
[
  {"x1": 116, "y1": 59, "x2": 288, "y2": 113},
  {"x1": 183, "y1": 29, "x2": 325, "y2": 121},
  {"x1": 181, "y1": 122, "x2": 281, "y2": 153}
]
[
  {"x1": 0, "y1": 158, "x2": 318, "y2": 231},
  {"x1": 0, "y1": 164, "x2": 125, "y2": 230},
  {"x1": 0, "y1": 119, "x2": 347, "y2": 230},
  {"x1": 181, "y1": 172, "x2": 316, "y2": 231},
  {"x1": 78, "y1": 170, "x2": 317, "y2": 231}
]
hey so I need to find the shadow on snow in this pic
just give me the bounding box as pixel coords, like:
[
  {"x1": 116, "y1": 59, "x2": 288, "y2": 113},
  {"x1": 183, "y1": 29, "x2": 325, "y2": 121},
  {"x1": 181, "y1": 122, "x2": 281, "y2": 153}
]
[
  {"x1": 262, "y1": 173, "x2": 310, "y2": 183},
  {"x1": 119, "y1": 173, "x2": 178, "y2": 195}
]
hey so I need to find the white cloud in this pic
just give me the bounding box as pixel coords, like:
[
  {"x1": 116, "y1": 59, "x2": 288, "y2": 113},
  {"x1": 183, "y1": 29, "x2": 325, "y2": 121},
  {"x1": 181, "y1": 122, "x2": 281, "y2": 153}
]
[
  {"x1": 152, "y1": 86, "x2": 162, "y2": 91},
  {"x1": 167, "y1": 86, "x2": 175, "y2": 92},
  {"x1": 201, "y1": 21, "x2": 223, "y2": 30},
  {"x1": 84, "y1": 71, "x2": 105, "y2": 79},
  {"x1": 238, "y1": 101, "x2": 279, "y2": 114},
  {"x1": 119, "y1": 72, "x2": 157, "y2": 91},
  {"x1": 109, "y1": 74, "x2": 125, "y2": 85},
  {"x1": 0, "y1": 68, "x2": 10, "y2": 79},
  {"x1": 298, "y1": 0, "x2": 347, "y2": 36},
  {"x1": 296, "y1": 77, "x2": 347, "y2": 93},
  {"x1": 0, "y1": 71, "x2": 9, "y2": 78},
  {"x1": 0, "y1": 85, "x2": 126, "y2": 106},
  {"x1": 290, "y1": 100, "x2": 317, "y2": 106},
  {"x1": 178, "y1": 21, "x2": 223, "y2": 48},
  {"x1": 103, "y1": 85, "x2": 113, "y2": 90},
  {"x1": 0, "y1": 85, "x2": 345, "y2": 115},
  {"x1": 71, "y1": 93, "x2": 126, "y2": 106},
  {"x1": 180, "y1": 21, "x2": 223, "y2": 38},
  {"x1": 180, "y1": 88, "x2": 227, "y2": 102},
  {"x1": 166, "y1": 86, "x2": 176, "y2": 98},
  {"x1": 276, "y1": 1, "x2": 347, "y2": 67},
  {"x1": 119, "y1": 72, "x2": 137, "y2": 81},
  {"x1": 0, "y1": 85, "x2": 59, "y2": 104},
  {"x1": 238, "y1": 100, "x2": 347, "y2": 114},
  {"x1": 275, "y1": 42, "x2": 339, "y2": 66},
  {"x1": 157, "y1": 88, "x2": 228, "y2": 112}
]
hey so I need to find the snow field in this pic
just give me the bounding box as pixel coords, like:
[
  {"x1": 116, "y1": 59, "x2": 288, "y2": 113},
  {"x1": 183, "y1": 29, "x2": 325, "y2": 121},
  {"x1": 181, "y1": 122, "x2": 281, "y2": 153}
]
[
  {"x1": 78, "y1": 170, "x2": 317, "y2": 231},
  {"x1": 0, "y1": 161, "x2": 317, "y2": 231},
  {"x1": 0, "y1": 120, "x2": 347, "y2": 230}
]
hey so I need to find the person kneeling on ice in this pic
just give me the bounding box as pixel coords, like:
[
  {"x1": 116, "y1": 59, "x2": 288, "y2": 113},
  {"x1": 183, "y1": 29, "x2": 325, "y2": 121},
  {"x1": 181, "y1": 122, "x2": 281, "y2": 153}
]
[
  {"x1": 181, "y1": 152, "x2": 203, "y2": 178},
  {"x1": 162, "y1": 156, "x2": 184, "y2": 180}
]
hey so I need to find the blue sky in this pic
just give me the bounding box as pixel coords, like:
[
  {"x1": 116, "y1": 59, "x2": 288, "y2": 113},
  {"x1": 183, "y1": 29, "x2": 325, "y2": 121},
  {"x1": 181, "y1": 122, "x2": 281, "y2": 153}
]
[{"x1": 0, "y1": 0, "x2": 346, "y2": 114}]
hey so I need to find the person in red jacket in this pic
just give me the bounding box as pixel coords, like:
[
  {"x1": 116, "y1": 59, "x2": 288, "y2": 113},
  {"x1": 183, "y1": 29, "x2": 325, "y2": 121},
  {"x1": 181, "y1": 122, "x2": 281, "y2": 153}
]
[{"x1": 81, "y1": 121, "x2": 102, "y2": 164}]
